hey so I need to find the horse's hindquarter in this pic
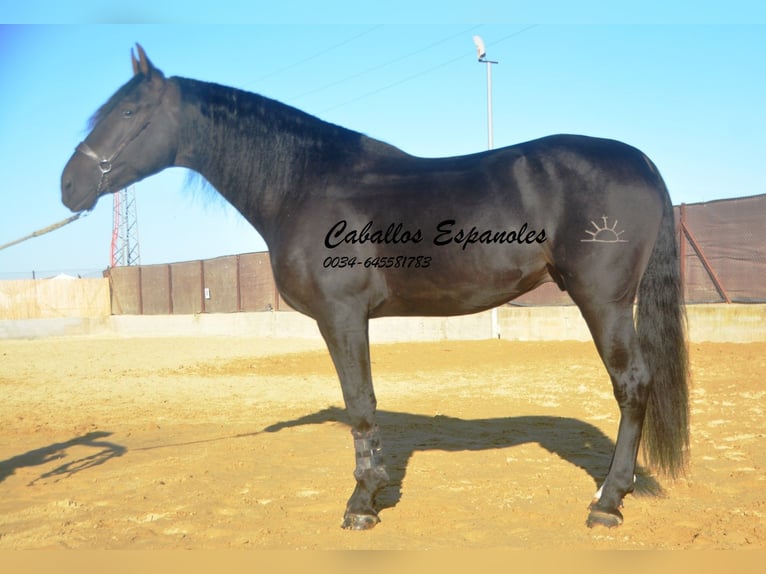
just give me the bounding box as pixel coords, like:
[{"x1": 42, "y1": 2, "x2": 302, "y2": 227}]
[{"x1": 510, "y1": 135, "x2": 668, "y2": 302}]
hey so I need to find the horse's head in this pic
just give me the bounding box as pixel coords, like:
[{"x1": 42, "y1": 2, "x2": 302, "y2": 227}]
[{"x1": 62, "y1": 44, "x2": 178, "y2": 212}]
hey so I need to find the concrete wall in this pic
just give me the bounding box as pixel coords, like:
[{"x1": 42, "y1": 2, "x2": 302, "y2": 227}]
[
  {"x1": 1, "y1": 304, "x2": 763, "y2": 343},
  {"x1": 683, "y1": 304, "x2": 766, "y2": 343}
]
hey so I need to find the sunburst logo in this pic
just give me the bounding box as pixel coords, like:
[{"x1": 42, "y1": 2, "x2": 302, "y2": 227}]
[{"x1": 581, "y1": 215, "x2": 627, "y2": 243}]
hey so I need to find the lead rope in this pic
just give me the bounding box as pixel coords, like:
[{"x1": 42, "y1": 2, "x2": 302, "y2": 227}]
[{"x1": 0, "y1": 211, "x2": 87, "y2": 252}]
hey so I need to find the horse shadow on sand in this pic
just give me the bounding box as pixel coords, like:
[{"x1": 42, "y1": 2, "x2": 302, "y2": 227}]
[
  {"x1": 0, "y1": 431, "x2": 127, "y2": 486},
  {"x1": 264, "y1": 406, "x2": 663, "y2": 513}
]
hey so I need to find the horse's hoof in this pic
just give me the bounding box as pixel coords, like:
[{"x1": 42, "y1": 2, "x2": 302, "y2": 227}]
[
  {"x1": 586, "y1": 507, "x2": 624, "y2": 529},
  {"x1": 341, "y1": 513, "x2": 380, "y2": 530}
]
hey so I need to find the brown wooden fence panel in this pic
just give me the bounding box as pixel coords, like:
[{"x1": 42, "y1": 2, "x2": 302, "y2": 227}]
[
  {"x1": 202, "y1": 255, "x2": 239, "y2": 313},
  {"x1": 140, "y1": 264, "x2": 171, "y2": 315},
  {"x1": 676, "y1": 195, "x2": 766, "y2": 303},
  {"x1": 107, "y1": 251, "x2": 284, "y2": 315},
  {"x1": 239, "y1": 252, "x2": 278, "y2": 311},
  {"x1": 170, "y1": 260, "x2": 203, "y2": 314},
  {"x1": 107, "y1": 265, "x2": 141, "y2": 314}
]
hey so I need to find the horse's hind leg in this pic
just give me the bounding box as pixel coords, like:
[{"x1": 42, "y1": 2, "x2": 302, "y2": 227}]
[
  {"x1": 574, "y1": 299, "x2": 651, "y2": 527},
  {"x1": 317, "y1": 312, "x2": 388, "y2": 530}
]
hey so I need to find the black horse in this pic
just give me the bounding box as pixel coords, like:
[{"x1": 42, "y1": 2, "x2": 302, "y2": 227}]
[{"x1": 62, "y1": 45, "x2": 688, "y2": 530}]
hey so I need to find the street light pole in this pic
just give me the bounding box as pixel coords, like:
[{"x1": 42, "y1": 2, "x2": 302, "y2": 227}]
[
  {"x1": 473, "y1": 35, "x2": 499, "y2": 151},
  {"x1": 472, "y1": 36, "x2": 501, "y2": 339}
]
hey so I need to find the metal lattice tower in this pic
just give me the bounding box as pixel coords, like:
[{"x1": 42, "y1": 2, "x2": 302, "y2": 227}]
[{"x1": 110, "y1": 186, "x2": 141, "y2": 267}]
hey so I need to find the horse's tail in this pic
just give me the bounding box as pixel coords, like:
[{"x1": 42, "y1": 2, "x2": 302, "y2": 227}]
[{"x1": 636, "y1": 187, "x2": 690, "y2": 478}]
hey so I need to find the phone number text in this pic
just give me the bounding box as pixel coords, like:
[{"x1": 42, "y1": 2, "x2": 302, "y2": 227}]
[{"x1": 322, "y1": 255, "x2": 432, "y2": 269}]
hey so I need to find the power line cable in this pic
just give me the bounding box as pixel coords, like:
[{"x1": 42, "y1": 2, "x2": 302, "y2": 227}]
[
  {"x1": 319, "y1": 24, "x2": 538, "y2": 114},
  {"x1": 286, "y1": 25, "x2": 483, "y2": 103},
  {"x1": 320, "y1": 52, "x2": 468, "y2": 113},
  {"x1": 243, "y1": 25, "x2": 384, "y2": 89}
]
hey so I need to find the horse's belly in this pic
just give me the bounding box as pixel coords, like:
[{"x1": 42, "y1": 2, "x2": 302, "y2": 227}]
[{"x1": 371, "y1": 262, "x2": 551, "y2": 318}]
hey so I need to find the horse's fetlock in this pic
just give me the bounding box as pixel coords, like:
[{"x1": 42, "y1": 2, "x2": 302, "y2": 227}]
[{"x1": 354, "y1": 464, "x2": 389, "y2": 486}]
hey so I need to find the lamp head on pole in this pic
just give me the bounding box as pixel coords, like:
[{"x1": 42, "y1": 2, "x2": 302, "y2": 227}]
[{"x1": 472, "y1": 35, "x2": 486, "y2": 61}]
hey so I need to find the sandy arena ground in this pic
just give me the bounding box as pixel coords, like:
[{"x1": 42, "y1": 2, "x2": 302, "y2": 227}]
[{"x1": 0, "y1": 335, "x2": 763, "y2": 550}]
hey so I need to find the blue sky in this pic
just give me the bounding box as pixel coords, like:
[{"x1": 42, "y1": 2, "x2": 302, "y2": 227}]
[{"x1": 0, "y1": 7, "x2": 764, "y2": 277}]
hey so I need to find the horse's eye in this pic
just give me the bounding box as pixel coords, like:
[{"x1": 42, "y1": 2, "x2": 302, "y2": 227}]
[{"x1": 122, "y1": 109, "x2": 134, "y2": 118}]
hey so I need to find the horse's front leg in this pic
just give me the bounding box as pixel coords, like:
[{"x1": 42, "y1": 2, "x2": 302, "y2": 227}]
[{"x1": 317, "y1": 314, "x2": 388, "y2": 530}]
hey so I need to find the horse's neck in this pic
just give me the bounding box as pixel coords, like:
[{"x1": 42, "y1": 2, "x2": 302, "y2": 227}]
[{"x1": 172, "y1": 77, "x2": 366, "y2": 241}]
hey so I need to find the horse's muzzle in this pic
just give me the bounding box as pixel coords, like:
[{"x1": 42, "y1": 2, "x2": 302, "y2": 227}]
[{"x1": 61, "y1": 159, "x2": 100, "y2": 212}]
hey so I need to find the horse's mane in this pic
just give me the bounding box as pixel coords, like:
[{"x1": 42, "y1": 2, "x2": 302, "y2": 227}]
[{"x1": 175, "y1": 77, "x2": 367, "y2": 172}]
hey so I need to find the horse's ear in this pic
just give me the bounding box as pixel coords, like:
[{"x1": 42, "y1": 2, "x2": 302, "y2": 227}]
[
  {"x1": 131, "y1": 43, "x2": 161, "y2": 79},
  {"x1": 131, "y1": 46, "x2": 139, "y2": 75}
]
